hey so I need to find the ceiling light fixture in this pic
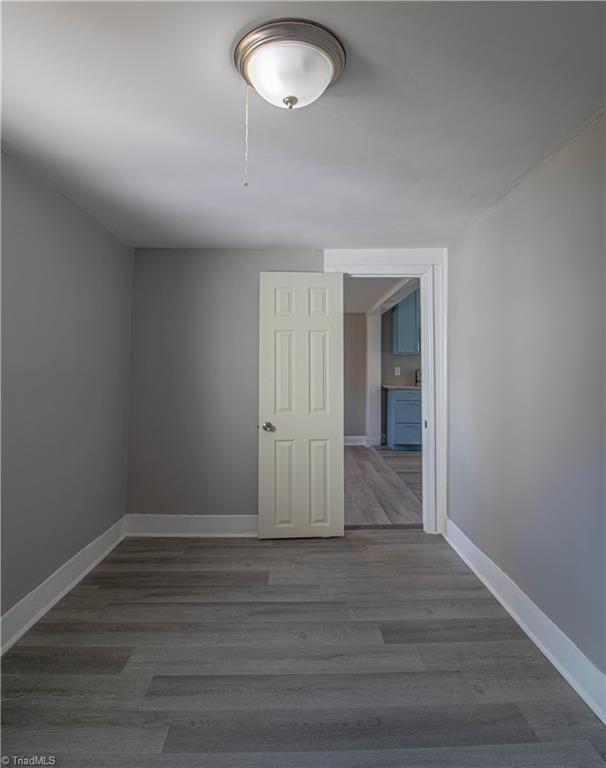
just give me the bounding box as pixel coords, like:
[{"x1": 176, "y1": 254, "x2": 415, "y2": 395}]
[{"x1": 234, "y1": 18, "x2": 346, "y2": 110}]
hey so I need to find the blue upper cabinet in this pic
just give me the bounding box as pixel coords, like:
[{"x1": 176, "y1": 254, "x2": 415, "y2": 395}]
[{"x1": 392, "y1": 289, "x2": 420, "y2": 355}]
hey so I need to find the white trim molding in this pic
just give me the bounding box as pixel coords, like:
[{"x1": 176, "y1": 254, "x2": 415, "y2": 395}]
[
  {"x1": 125, "y1": 514, "x2": 258, "y2": 537},
  {"x1": 365, "y1": 313, "x2": 382, "y2": 448},
  {"x1": 325, "y1": 248, "x2": 446, "y2": 269},
  {"x1": 1, "y1": 516, "x2": 126, "y2": 653},
  {"x1": 344, "y1": 435, "x2": 367, "y2": 446},
  {"x1": 326, "y1": 248, "x2": 448, "y2": 535},
  {"x1": 445, "y1": 518, "x2": 606, "y2": 725},
  {"x1": 434, "y1": 258, "x2": 448, "y2": 536}
]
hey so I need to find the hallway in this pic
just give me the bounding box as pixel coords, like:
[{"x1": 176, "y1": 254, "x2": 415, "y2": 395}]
[
  {"x1": 376, "y1": 448, "x2": 422, "y2": 501},
  {"x1": 2, "y1": 529, "x2": 605, "y2": 765},
  {"x1": 345, "y1": 446, "x2": 422, "y2": 527}
]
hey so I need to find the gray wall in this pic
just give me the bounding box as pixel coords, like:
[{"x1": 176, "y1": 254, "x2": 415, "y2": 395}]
[
  {"x1": 127, "y1": 249, "x2": 323, "y2": 517},
  {"x1": 448, "y1": 116, "x2": 605, "y2": 671},
  {"x1": 344, "y1": 314, "x2": 366, "y2": 436},
  {"x1": 1, "y1": 153, "x2": 134, "y2": 612}
]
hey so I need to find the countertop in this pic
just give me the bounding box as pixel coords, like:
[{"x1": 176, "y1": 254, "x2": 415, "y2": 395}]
[{"x1": 381, "y1": 385, "x2": 421, "y2": 390}]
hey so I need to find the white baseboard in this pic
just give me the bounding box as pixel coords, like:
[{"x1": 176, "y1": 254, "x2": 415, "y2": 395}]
[
  {"x1": 344, "y1": 435, "x2": 367, "y2": 446},
  {"x1": 445, "y1": 518, "x2": 606, "y2": 725},
  {"x1": 1, "y1": 516, "x2": 126, "y2": 653},
  {"x1": 125, "y1": 514, "x2": 258, "y2": 537}
]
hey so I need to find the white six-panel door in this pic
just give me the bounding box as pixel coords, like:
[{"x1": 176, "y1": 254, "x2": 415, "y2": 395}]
[{"x1": 258, "y1": 272, "x2": 344, "y2": 538}]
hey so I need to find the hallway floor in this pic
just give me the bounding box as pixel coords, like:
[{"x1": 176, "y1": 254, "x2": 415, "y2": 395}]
[
  {"x1": 375, "y1": 447, "x2": 422, "y2": 501},
  {"x1": 2, "y1": 530, "x2": 605, "y2": 766},
  {"x1": 345, "y1": 445, "x2": 422, "y2": 527}
]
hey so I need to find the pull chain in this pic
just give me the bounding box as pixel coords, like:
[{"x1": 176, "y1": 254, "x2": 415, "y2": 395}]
[{"x1": 243, "y1": 84, "x2": 250, "y2": 187}]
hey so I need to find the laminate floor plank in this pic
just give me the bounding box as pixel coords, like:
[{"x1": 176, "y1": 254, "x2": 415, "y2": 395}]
[
  {"x1": 346, "y1": 486, "x2": 391, "y2": 525},
  {"x1": 0, "y1": 703, "x2": 167, "y2": 754},
  {"x1": 81, "y1": 571, "x2": 270, "y2": 587},
  {"x1": 268, "y1": 561, "x2": 472, "y2": 578},
  {"x1": 344, "y1": 446, "x2": 421, "y2": 526},
  {"x1": 463, "y1": 669, "x2": 573, "y2": 704},
  {"x1": 161, "y1": 702, "x2": 538, "y2": 753},
  {"x1": 348, "y1": 597, "x2": 508, "y2": 621},
  {"x1": 143, "y1": 670, "x2": 475, "y2": 710},
  {"x1": 519, "y1": 697, "x2": 606, "y2": 762},
  {"x1": 22, "y1": 621, "x2": 385, "y2": 648},
  {"x1": 381, "y1": 617, "x2": 526, "y2": 644},
  {"x1": 325, "y1": 586, "x2": 494, "y2": 601},
  {"x1": 61, "y1": 584, "x2": 325, "y2": 605},
  {"x1": 92, "y1": 558, "x2": 299, "y2": 573},
  {"x1": 42, "y1": 741, "x2": 606, "y2": 768},
  {"x1": 1, "y1": 671, "x2": 152, "y2": 709},
  {"x1": 1, "y1": 646, "x2": 132, "y2": 675},
  {"x1": 64, "y1": 601, "x2": 351, "y2": 624},
  {"x1": 0, "y1": 724, "x2": 169, "y2": 756},
  {"x1": 417, "y1": 640, "x2": 555, "y2": 672},
  {"x1": 115, "y1": 537, "x2": 262, "y2": 549},
  {"x1": 124, "y1": 643, "x2": 425, "y2": 676},
  {"x1": 3, "y1": 529, "x2": 605, "y2": 766}
]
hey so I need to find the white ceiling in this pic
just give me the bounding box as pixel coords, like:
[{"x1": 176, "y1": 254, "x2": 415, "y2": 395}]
[
  {"x1": 2, "y1": 2, "x2": 604, "y2": 249},
  {"x1": 344, "y1": 276, "x2": 419, "y2": 313},
  {"x1": 344, "y1": 276, "x2": 402, "y2": 313}
]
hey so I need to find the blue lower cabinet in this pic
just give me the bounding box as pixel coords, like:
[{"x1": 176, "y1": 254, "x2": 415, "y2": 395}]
[
  {"x1": 393, "y1": 423, "x2": 421, "y2": 445},
  {"x1": 386, "y1": 388, "x2": 422, "y2": 449},
  {"x1": 394, "y1": 400, "x2": 421, "y2": 423}
]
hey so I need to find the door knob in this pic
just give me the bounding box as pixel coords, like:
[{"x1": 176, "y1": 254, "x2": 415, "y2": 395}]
[{"x1": 262, "y1": 421, "x2": 276, "y2": 433}]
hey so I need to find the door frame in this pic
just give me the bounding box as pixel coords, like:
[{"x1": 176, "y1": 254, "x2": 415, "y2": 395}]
[{"x1": 325, "y1": 249, "x2": 447, "y2": 534}]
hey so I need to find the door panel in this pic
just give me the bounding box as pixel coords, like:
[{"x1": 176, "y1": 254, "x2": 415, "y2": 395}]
[
  {"x1": 309, "y1": 330, "x2": 328, "y2": 413},
  {"x1": 259, "y1": 272, "x2": 344, "y2": 538},
  {"x1": 274, "y1": 440, "x2": 295, "y2": 528},
  {"x1": 309, "y1": 439, "x2": 329, "y2": 525}
]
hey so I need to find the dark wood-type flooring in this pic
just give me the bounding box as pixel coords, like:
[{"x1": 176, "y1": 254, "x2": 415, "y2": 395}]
[
  {"x1": 2, "y1": 530, "x2": 605, "y2": 767},
  {"x1": 345, "y1": 446, "x2": 422, "y2": 527}
]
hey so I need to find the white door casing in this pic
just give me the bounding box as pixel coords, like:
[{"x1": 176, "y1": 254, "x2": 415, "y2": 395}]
[
  {"x1": 258, "y1": 272, "x2": 344, "y2": 538},
  {"x1": 324, "y1": 248, "x2": 447, "y2": 534}
]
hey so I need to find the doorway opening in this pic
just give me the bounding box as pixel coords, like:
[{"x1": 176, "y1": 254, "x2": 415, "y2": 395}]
[{"x1": 344, "y1": 276, "x2": 423, "y2": 529}]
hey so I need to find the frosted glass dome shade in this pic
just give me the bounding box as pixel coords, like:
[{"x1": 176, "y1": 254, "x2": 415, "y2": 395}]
[
  {"x1": 246, "y1": 41, "x2": 334, "y2": 109},
  {"x1": 235, "y1": 20, "x2": 345, "y2": 110}
]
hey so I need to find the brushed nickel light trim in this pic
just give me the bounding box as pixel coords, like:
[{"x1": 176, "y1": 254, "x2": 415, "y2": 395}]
[{"x1": 234, "y1": 18, "x2": 346, "y2": 89}]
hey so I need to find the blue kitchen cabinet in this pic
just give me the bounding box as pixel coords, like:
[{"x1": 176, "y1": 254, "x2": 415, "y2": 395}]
[
  {"x1": 386, "y1": 388, "x2": 422, "y2": 449},
  {"x1": 392, "y1": 289, "x2": 420, "y2": 355}
]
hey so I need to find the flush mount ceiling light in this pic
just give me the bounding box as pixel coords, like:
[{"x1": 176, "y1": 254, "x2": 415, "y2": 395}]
[{"x1": 234, "y1": 18, "x2": 346, "y2": 109}]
